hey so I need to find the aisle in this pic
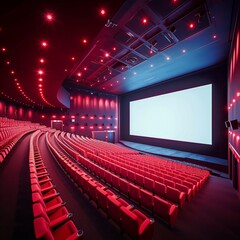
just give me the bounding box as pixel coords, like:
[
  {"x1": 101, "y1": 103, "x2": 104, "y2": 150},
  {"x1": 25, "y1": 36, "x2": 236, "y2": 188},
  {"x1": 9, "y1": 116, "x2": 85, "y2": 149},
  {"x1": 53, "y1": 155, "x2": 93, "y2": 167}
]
[{"x1": 0, "y1": 133, "x2": 34, "y2": 240}]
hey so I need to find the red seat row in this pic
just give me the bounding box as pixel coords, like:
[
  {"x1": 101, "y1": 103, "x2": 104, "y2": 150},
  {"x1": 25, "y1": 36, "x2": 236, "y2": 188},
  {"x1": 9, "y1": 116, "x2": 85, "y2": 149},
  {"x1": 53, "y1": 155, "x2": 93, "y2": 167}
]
[
  {"x1": 29, "y1": 130, "x2": 83, "y2": 240},
  {"x1": 0, "y1": 117, "x2": 44, "y2": 164},
  {"x1": 47, "y1": 131, "x2": 155, "y2": 240}
]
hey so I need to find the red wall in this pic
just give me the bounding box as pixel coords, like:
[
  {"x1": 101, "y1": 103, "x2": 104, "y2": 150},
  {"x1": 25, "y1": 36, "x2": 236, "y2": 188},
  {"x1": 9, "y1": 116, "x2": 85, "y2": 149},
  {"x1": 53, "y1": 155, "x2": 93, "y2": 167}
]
[
  {"x1": 64, "y1": 92, "x2": 118, "y2": 139},
  {"x1": 0, "y1": 99, "x2": 34, "y2": 122},
  {"x1": 228, "y1": 12, "x2": 240, "y2": 197}
]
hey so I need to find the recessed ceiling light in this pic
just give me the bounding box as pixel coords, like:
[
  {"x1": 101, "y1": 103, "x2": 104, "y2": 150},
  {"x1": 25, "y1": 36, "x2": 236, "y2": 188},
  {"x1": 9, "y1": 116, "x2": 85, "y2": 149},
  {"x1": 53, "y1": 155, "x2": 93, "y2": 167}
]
[
  {"x1": 189, "y1": 22, "x2": 195, "y2": 29},
  {"x1": 41, "y1": 41, "x2": 47, "y2": 47},
  {"x1": 45, "y1": 13, "x2": 54, "y2": 22},
  {"x1": 142, "y1": 17, "x2": 148, "y2": 24},
  {"x1": 100, "y1": 8, "x2": 106, "y2": 16}
]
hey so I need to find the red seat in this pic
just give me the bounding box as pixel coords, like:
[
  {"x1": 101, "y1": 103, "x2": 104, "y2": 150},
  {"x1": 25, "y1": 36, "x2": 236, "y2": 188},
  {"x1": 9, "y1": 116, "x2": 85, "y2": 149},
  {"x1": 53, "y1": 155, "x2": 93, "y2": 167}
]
[
  {"x1": 119, "y1": 178, "x2": 129, "y2": 197},
  {"x1": 33, "y1": 202, "x2": 72, "y2": 228},
  {"x1": 96, "y1": 187, "x2": 108, "y2": 213},
  {"x1": 140, "y1": 189, "x2": 153, "y2": 212},
  {"x1": 32, "y1": 192, "x2": 65, "y2": 214},
  {"x1": 153, "y1": 195, "x2": 178, "y2": 227},
  {"x1": 154, "y1": 181, "x2": 166, "y2": 198},
  {"x1": 175, "y1": 183, "x2": 192, "y2": 201},
  {"x1": 105, "y1": 171, "x2": 113, "y2": 185},
  {"x1": 144, "y1": 177, "x2": 154, "y2": 192},
  {"x1": 182, "y1": 180, "x2": 196, "y2": 196},
  {"x1": 34, "y1": 217, "x2": 83, "y2": 240},
  {"x1": 166, "y1": 186, "x2": 186, "y2": 208},
  {"x1": 129, "y1": 183, "x2": 140, "y2": 203},
  {"x1": 88, "y1": 180, "x2": 97, "y2": 202},
  {"x1": 135, "y1": 173, "x2": 144, "y2": 187},
  {"x1": 31, "y1": 184, "x2": 59, "y2": 200},
  {"x1": 31, "y1": 180, "x2": 55, "y2": 193},
  {"x1": 127, "y1": 170, "x2": 135, "y2": 182},
  {"x1": 107, "y1": 195, "x2": 122, "y2": 225},
  {"x1": 111, "y1": 174, "x2": 120, "y2": 190},
  {"x1": 164, "y1": 179, "x2": 175, "y2": 188},
  {"x1": 120, "y1": 207, "x2": 155, "y2": 240}
]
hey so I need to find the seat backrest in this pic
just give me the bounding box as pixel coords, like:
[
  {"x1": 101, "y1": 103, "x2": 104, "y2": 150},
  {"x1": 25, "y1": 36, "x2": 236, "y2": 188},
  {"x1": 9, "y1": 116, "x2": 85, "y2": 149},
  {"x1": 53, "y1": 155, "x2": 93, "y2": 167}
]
[
  {"x1": 120, "y1": 207, "x2": 139, "y2": 239},
  {"x1": 153, "y1": 195, "x2": 170, "y2": 218},
  {"x1": 154, "y1": 181, "x2": 166, "y2": 198},
  {"x1": 34, "y1": 217, "x2": 54, "y2": 240},
  {"x1": 33, "y1": 202, "x2": 50, "y2": 223},
  {"x1": 107, "y1": 195, "x2": 122, "y2": 224}
]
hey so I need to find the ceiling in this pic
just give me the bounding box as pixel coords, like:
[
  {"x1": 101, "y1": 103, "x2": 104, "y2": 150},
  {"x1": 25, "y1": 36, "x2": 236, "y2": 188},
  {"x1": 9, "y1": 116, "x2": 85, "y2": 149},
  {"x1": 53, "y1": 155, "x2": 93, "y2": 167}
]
[{"x1": 0, "y1": 0, "x2": 238, "y2": 109}]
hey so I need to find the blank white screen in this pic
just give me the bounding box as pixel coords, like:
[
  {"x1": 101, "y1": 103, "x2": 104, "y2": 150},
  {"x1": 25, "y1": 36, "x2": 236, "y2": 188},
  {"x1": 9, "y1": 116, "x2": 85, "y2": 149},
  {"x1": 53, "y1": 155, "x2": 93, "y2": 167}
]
[{"x1": 130, "y1": 84, "x2": 212, "y2": 145}]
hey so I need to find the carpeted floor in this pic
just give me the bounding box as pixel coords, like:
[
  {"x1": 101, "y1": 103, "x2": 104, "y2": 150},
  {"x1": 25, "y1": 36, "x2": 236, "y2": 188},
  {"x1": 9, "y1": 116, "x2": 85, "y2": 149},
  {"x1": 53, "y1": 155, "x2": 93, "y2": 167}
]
[
  {"x1": 0, "y1": 133, "x2": 240, "y2": 240},
  {"x1": 0, "y1": 133, "x2": 34, "y2": 240}
]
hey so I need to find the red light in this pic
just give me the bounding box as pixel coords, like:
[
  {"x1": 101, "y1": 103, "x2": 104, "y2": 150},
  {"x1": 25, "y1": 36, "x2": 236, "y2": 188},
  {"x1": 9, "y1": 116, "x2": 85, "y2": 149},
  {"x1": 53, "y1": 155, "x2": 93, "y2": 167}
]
[
  {"x1": 100, "y1": 59, "x2": 104, "y2": 63},
  {"x1": 46, "y1": 13, "x2": 54, "y2": 21},
  {"x1": 40, "y1": 58, "x2": 45, "y2": 63},
  {"x1": 2, "y1": 47, "x2": 6, "y2": 52},
  {"x1": 105, "y1": 53, "x2": 109, "y2": 57},
  {"x1": 77, "y1": 72, "x2": 82, "y2": 77},
  {"x1": 61, "y1": 115, "x2": 65, "y2": 119},
  {"x1": 41, "y1": 115, "x2": 45, "y2": 118},
  {"x1": 237, "y1": 92, "x2": 240, "y2": 97},
  {"x1": 90, "y1": 116, "x2": 94, "y2": 120},
  {"x1": 82, "y1": 39, "x2": 87, "y2": 44},
  {"x1": 39, "y1": 78, "x2": 43, "y2": 82},
  {"x1": 100, "y1": 9, "x2": 106, "y2": 16},
  {"x1": 142, "y1": 17, "x2": 148, "y2": 24},
  {"x1": 71, "y1": 57, "x2": 75, "y2": 61},
  {"x1": 52, "y1": 115, "x2": 56, "y2": 118},
  {"x1": 71, "y1": 115, "x2": 75, "y2": 119},
  {"x1": 70, "y1": 126, "x2": 75, "y2": 130},
  {"x1": 80, "y1": 126, "x2": 85, "y2": 130},
  {"x1": 189, "y1": 22, "x2": 195, "y2": 29},
  {"x1": 84, "y1": 67, "x2": 87, "y2": 71},
  {"x1": 81, "y1": 116, "x2": 85, "y2": 119},
  {"x1": 89, "y1": 126, "x2": 94, "y2": 129},
  {"x1": 113, "y1": 47, "x2": 116, "y2": 51},
  {"x1": 38, "y1": 70, "x2": 43, "y2": 75},
  {"x1": 11, "y1": 70, "x2": 15, "y2": 74},
  {"x1": 64, "y1": 69, "x2": 68, "y2": 72},
  {"x1": 38, "y1": 84, "x2": 42, "y2": 87},
  {"x1": 213, "y1": 34, "x2": 217, "y2": 39},
  {"x1": 41, "y1": 41, "x2": 47, "y2": 47},
  {"x1": 6, "y1": 61, "x2": 10, "y2": 65},
  {"x1": 233, "y1": 99, "x2": 236, "y2": 103}
]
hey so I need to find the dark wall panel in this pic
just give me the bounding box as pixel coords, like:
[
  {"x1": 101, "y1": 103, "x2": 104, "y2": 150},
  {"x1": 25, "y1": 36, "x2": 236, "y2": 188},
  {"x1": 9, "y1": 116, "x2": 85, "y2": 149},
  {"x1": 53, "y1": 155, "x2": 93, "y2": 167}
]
[{"x1": 120, "y1": 63, "x2": 228, "y2": 159}]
